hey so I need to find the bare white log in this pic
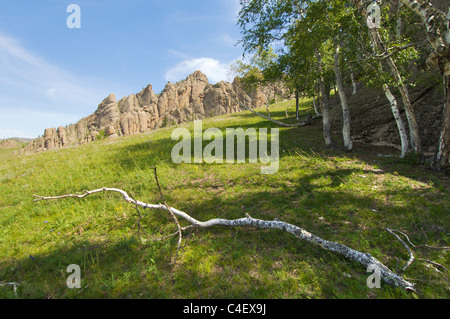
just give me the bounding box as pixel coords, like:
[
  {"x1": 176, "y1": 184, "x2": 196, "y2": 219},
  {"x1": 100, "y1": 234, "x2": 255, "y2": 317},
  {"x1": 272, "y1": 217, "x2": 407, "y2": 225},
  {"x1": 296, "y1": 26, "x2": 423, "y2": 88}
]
[{"x1": 34, "y1": 188, "x2": 416, "y2": 291}]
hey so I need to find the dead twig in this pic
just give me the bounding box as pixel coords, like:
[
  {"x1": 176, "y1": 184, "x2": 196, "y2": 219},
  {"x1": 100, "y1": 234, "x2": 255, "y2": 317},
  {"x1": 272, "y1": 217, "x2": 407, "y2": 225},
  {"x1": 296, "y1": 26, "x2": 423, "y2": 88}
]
[
  {"x1": 392, "y1": 229, "x2": 450, "y2": 250},
  {"x1": 129, "y1": 193, "x2": 149, "y2": 239},
  {"x1": 151, "y1": 225, "x2": 196, "y2": 242},
  {"x1": 417, "y1": 259, "x2": 448, "y2": 272},
  {"x1": 0, "y1": 282, "x2": 18, "y2": 296},
  {"x1": 386, "y1": 228, "x2": 448, "y2": 275},
  {"x1": 385, "y1": 228, "x2": 415, "y2": 274},
  {"x1": 150, "y1": 167, "x2": 183, "y2": 275}
]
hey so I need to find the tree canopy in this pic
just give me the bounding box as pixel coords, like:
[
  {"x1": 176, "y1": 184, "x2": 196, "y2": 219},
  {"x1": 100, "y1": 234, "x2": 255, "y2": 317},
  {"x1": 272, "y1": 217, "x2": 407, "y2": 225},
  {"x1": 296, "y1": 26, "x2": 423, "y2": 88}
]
[{"x1": 237, "y1": 0, "x2": 450, "y2": 173}]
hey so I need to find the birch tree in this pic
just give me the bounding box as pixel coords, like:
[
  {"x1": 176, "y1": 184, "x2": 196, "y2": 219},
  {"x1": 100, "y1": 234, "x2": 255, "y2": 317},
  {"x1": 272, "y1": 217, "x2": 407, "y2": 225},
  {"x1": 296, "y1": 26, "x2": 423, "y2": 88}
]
[
  {"x1": 334, "y1": 41, "x2": 353, "y2": 152},
  {"x1": 316, "y1": 49, "x2": 336, "y2": 148},
  {"x1": 238, "y1": 0, "x2": 449, "y2": 170},
  {"x1": 239, "y1": 0, "x2": 354, "y2": 150},
  {"x1": 354, "y1": 0, "x2": 423, "y2": 155},
  {"x1": 350, "y1": 2, "x2": 411, "y2": 158},
  {"x1": 396, "y1": 0, "x2": 450, "y2": 173}
]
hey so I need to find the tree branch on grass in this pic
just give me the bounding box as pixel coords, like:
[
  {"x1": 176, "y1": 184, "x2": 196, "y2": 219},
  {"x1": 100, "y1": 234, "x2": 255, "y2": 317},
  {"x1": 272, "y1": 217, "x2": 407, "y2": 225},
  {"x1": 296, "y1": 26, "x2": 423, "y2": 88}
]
[
  {"x1": 34, "y1": 184, "x2": 417, "y2": 291},
  {"x1": 386, "y1": 228, "x2": 448, "y2": 274},
  {"x1": 385, "y1": 228, "x2": 415, "y2": 274},
  {"x1": 0, "y1": 282, "x2": 18, "y2": 296}
]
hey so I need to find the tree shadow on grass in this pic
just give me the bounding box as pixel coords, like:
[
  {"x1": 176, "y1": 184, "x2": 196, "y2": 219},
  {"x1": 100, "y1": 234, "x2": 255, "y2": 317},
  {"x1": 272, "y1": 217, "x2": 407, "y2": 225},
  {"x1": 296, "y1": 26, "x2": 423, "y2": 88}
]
[
  {"x1": 3, "y1": 164, "x2": 447, "y2": 299},
  {"x1": 106, "y1": 102, "x2": 449, "y2": 191},
  {"x1": 5, "y1": 106, "x2": 447, "y2": 298},
  {"x1": 108, "y1": 117, "x2": 328, "y2": 176}
]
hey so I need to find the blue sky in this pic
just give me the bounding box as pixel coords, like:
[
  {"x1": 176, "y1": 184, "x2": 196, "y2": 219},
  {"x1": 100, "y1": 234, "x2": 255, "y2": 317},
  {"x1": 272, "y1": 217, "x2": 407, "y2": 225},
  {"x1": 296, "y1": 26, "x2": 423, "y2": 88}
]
[{"x1": 0, "y1": 0, "x2": 244, "y2": 139}]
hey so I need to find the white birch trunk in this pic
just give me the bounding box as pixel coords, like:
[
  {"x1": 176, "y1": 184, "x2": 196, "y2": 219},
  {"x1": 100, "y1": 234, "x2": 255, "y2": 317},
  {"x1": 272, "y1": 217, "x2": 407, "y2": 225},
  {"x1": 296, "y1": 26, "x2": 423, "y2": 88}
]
[
  {"x1": 316, "y1": 50, "x2": 335, "y2": 148},
  {"x1": 368, "y1": 27, "x2": 422, "y2": 155},
  {"x1": 351, "y1": 72, "x2": 357, "y2": 95},
  {"x1": 357, "y1": 0, "x2": 411, "y2": 157},
  {"x1": 434, "y1": 72, "x2": 450, "y2": 174},
  {"x1": 397, "y1": 0, "x2": 449, "y2": 173},
  {"x1": 312, "y1": 95, "x2": 321, "y2": 116},
  {"x1": 385, "y1": 53, "x2": 422, "y2": 154},
  {"x1": 382, "y1": 84, "x2": 410, "y2": 158},
  {"x1": 334, "y1": 42, "x2": 353, "y2": 152}
]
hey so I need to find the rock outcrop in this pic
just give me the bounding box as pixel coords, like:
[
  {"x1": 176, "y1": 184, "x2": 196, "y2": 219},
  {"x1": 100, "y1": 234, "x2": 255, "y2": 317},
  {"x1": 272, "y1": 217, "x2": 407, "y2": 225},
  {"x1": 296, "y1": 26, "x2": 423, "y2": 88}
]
[{"x1": 22, "y1": 71, "x2": 290, "y2": 153}]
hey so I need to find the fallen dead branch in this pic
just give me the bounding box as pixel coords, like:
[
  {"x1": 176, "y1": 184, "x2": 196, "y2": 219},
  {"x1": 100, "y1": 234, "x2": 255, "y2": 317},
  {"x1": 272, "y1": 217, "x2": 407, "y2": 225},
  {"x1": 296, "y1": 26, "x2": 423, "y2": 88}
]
[
  {"x1": 387, "y1": 228, "x2": 449, "y2": 273},
  {"x1": 0, "y1": 282, "x2": 19, "y2": 296},
  {"x1": 34, "y1": 185, "x2": 417, "y2": 291},
  {"x1": 385, "y1": 228, "x2": 415, "y2": 275}
]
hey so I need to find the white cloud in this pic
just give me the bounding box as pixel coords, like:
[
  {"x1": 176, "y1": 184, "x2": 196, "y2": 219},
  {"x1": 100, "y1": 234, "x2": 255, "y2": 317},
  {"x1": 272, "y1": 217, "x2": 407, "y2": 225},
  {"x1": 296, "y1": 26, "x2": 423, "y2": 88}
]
[
  {"x1": 0, "y1": 106, "x2": 82, "y2": 139},
  {"x1": 0, "y1": 32, "x2": 112, "y2": 138},
  {"x1": 165, "y1": 57, "x2": 231, "y2": 84},
  {"x1": 0, "y1": 33, "x2": 106, "y2": 108}
]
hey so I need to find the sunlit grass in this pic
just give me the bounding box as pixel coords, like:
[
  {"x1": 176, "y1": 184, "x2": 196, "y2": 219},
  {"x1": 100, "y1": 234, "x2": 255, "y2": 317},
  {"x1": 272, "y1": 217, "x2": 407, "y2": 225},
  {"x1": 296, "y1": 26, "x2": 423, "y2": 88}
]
[{"x1": 0, "y1": 98, "x2": 448, "y2": 299}]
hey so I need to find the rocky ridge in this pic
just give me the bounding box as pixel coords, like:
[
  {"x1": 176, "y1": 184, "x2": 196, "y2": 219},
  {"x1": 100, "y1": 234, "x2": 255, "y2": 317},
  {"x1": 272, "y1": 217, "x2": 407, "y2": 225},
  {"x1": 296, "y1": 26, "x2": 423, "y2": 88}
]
[
  {"x1": 22, "y1": 71, "x2": 289, "y2": 153},
  {"x1": 0, "y1": 138, "x2": 33, "y2": 149}
]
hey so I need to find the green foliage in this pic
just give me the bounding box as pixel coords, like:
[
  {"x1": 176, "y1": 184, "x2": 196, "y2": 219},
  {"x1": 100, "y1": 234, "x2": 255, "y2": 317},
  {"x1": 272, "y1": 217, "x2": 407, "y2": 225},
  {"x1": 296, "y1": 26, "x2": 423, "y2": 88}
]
[
  {"x1": 237, "y1": 0, "x2": 430, "y2": 96},
  {"x1": 97, "y1": 130, "x2": 107, "y2": 141},
  {"x1": 161, "y1": 116, "x2": 168, "y2": 128},
  {"x1": 230, "y1": 47, "x2": 278, "y2": 91}
]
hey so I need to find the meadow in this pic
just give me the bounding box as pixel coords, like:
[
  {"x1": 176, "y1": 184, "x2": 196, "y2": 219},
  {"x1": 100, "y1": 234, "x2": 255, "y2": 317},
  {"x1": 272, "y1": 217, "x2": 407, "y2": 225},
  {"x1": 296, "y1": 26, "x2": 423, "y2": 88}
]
[{"x1": 0, "y1": 99, "x2": 448, "y2": 299}]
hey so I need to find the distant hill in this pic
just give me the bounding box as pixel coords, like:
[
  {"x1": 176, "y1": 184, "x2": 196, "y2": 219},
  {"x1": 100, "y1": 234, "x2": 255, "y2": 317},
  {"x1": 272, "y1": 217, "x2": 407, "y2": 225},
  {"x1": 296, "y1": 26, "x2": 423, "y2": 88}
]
[{"x1": 0, "y1": 137, "x2": 33, "y2": 149}]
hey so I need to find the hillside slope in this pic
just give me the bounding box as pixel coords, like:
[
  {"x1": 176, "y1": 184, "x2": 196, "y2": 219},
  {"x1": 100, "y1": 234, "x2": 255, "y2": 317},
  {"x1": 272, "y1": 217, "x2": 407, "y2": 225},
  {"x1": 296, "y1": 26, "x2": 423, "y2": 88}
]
[
  {"x1": 1, "y1": 99, "x2": 448, "y2": 299},
  {"x1": 329, "y1": 77, "x2": 444, "y2": 155}
]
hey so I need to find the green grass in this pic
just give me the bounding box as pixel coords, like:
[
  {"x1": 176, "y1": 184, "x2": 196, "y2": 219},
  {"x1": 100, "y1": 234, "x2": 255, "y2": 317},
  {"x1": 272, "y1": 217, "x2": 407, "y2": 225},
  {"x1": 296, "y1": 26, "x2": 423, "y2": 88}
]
[{"x1": 0, "y1": 99, "x2": 448, "y2": 299}]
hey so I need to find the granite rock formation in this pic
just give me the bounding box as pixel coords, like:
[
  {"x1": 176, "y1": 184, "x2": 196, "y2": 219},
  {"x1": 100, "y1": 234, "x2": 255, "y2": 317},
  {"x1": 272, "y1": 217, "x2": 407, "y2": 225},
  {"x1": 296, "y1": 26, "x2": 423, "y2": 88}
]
[{"x1": 22, "y1": 71, "x2": 289, "y2": 153}]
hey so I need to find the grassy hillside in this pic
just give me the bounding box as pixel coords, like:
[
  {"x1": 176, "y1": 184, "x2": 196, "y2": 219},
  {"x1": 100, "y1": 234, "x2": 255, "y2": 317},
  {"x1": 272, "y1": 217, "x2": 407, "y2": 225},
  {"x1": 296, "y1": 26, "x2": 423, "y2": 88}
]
[{"x1": 0, "y1": 99, "x2": 448, "y2": 299}]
